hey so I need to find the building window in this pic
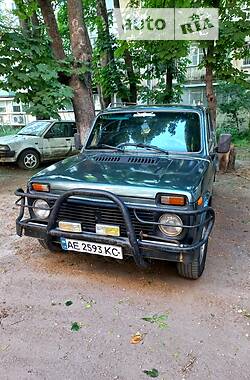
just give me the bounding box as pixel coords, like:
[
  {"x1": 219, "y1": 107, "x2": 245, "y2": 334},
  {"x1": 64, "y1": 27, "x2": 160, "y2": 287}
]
[
  {"x1": 188, "y1": 47, "x2": 204, "y2": 66},
  {"x1": 243, "y1": 44, "x2": 250, "y2": 66},
  {"x1": 243, "y1": 56, "x2": 250, "y2": 66},
  {"x1": 182, "y1": 87, "x2": 206, "y2": 106},
  {"x1": 0, "y1": 101, "x2": 6, "y2": 113},
  {"x1": 12, "y1": 101, "x2": 21, "y2": 112}
]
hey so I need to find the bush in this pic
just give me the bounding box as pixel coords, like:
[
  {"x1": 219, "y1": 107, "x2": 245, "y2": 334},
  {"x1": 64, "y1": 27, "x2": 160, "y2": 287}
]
[
  {"x1": 217, "y1": 117, "x2": 250, "y2": 143},
  {"x1": 0, "y1": 125, "x2": 21, "y2": 136}
]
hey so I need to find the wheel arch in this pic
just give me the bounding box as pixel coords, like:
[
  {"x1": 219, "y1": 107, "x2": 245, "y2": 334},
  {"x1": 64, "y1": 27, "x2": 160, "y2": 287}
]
[{"x1": 17, "y1": 147, "x2": 41, "y2": 162}]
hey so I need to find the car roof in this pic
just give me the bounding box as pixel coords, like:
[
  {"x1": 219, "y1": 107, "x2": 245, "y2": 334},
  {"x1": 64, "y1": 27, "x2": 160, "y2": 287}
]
[
  {"x1": 103, "y1": 104, "x2": 207, "y2": 113},
  {"x1": 28, "y1": 120, "x2": 75, "y2": 122}
]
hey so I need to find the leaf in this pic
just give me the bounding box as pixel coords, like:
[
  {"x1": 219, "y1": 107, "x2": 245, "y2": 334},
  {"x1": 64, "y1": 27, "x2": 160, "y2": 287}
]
[
  {"x1": 142, "y1": 317, "x2": 153, "y2": 322},
  {"x1": 142, "y1": 313, "x2": 169, "y2": 329},
  {"x1": 130, "y1": 332, "x2": 143, "y2": 344},
  {"x1": 85, "y1": 302, "x2": 92, "y2": 309},
  {"x1": 143, "y1": 368, "x2": 159, "y2": 378},
  {"x1": 84, "y1": 300, "x2": 95, "y2": 309},
  {"x1": 65, "y1": 300, "x2": 73, "y2": 307},
  {"x1": 71, "y1": 322, "x2": 81, "y2": 332}
]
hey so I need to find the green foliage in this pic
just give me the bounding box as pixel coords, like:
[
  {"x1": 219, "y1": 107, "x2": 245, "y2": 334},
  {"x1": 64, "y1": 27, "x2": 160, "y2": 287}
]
[
  {"x1": 0, "y1": 29, "x2": 73, "y2": 118},
  {"x1": 57, "y1": 0, "x2": 71, "y2": 53},
  {"x1": 196, "y1": 0, "x2": 250, "y2": 85},
  {"x1": 217, "y1": 123, "x2": 250, "y2": 143},
  {"x1": 143, "y1": 368, "x2": 159, "y2": 378},
  {"x1": 218, "y1": 83, "x2": 250, "y2": 116},
  {"x1": 0, "y1": 125, "x2": 21, "y2": 136},
  {"x1": 65, "y1": 300, "x2": 73, "y2": 306},
  {"x1": 217, "y1": 82, "x2": 250, "y2": 136},
  {"x1": 71, "y1": 322, "x2": 81, "y2": 332},
  {"x1": 1, "y1": 0, "x2": 249, "y2": 120},
  {"x1": 142, "y1": 313, "x2": 169, "y2": 329}
]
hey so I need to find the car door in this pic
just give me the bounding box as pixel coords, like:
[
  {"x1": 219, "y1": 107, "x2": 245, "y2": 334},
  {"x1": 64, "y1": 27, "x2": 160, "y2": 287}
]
[
  {"x1": 42, "y1": 122, "x2": 74, "y2": 160},
  {"x1": 64, "y1": 122, "x2": 78, "y2": 155}
]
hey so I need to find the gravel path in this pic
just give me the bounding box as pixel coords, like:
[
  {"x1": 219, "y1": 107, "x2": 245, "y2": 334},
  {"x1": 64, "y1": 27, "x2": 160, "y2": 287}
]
[{"x1": 0, "y1": 163, "x2": 249, "y2": 380}]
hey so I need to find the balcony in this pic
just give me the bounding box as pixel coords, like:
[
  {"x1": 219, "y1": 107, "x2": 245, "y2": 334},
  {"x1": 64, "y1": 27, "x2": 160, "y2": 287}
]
[{"x1": 186, "y1": 66, "x2": 206, "y2": 82}]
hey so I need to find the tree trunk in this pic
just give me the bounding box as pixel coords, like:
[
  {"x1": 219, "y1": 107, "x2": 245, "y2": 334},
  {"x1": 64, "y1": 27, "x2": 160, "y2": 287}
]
[
  {"x1": 38, "y1": 0, "x2": 66, "y2": 60},
  {"x1": 96, "y1": 0, "x2": 112, "y2": 108},
  {"x1": 163, "y1": 61, "x2": 174, "y2": 103},
  {"x1": 123, "y1": 46, "x2": 137, "y2": 103},
  {"x1": 38, "y1": 0, "x2": 95, "y2": 141},
  {"x1": 233, "y1": 111, "x2": 240, "y2": 133},
  {"x1": 67, "y1": 0, "x2": 95, "y2": 142},
  {"x1": 204, "y1": 43, "x2": 217, "y2": 129}
]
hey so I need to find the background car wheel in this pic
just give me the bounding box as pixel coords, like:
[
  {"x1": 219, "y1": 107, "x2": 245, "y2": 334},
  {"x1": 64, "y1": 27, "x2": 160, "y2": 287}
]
[
  {"x1": 177, "y1": 228, "x2": 208, "y2": 280},
  {"x1": 18, "y1": 149, "x2": 40, "y2": 170}
]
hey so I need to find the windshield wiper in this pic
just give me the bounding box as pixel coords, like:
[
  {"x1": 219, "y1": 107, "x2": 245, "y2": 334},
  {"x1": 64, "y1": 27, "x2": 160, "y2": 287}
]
[
  {"x1": 87, "y1": 144, "x2": 124, "y2": 152},
  {"x1": 18, "y1": 133, "x2": 36, "y2": 136},
  {"x1": 116, "y1": 142, "x2": 168, "y2": 155}
]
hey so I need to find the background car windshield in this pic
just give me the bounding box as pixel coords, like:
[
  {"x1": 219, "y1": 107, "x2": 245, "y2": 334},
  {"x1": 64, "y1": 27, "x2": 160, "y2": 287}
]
[
  {"x1": 18, "y1": 121, "x2": 51, "y2": 136},
  {"x1": 86, "y1": 112, "x2": 201, "y2": 153}
]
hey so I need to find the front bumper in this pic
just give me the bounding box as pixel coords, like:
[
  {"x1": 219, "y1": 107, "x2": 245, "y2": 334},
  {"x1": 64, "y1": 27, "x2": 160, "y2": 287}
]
[
  {"x1": 15, "y1": 188, "x2": 215, "y2": 268},
  {"x1": 0, "y1": 150, "x2": 16, "y2": 159}
]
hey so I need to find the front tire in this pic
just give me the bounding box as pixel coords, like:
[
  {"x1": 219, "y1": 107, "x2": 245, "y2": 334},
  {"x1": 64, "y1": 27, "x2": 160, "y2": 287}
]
[
  {"x1": 17, "y1": 149, "x2": 40, "y2": 170},
  {"x1": 38, "y1": 239, "x2": 60, "y2": 252},
  {"x1": 177, "y1": 227, "x2": 208, "y2": 280}
]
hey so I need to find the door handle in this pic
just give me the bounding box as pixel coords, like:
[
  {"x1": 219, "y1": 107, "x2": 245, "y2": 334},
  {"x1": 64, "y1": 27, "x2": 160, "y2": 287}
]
[{"x1": 65, "y1": 138, "x2": 71, "y2": 141}]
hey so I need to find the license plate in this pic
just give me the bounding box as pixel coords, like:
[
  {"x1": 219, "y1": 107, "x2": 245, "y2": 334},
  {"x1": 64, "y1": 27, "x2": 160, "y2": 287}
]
[{"x1": 60, "y1": 237, "x2": 123, "y2": 259}]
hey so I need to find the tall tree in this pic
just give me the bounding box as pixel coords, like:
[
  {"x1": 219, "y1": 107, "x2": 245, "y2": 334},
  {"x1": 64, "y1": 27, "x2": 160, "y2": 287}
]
[
  {"x1": 114, "y1": 0, "x2": 138, "y2": 103},
  {"x1": 38, "y1": 0, "x2": 95, "y2": 140},
  {"x1": 129, "y1": 0, "x2": 190, "y2": 104},
  {"x1": 67, "y1": 0, "x2": 95, "y2": 140},
  {"x1": 193, "y1": 0, "x2": 250, "y2": 128},
  {"x1": 96, "y1": 0, "x2": 113, "y2": 107}
]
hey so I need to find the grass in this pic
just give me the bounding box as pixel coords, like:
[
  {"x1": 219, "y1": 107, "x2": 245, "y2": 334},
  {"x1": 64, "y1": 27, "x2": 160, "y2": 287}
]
[
  {"x1": 233, "y1": 134, "x2": 250, "y2": 161},
  {"x1": 0, "y1": 125, "x2": 21, "y2": 137},
  {"x1": 233, "y1": 136, "x2": 250, "y2": 148}
]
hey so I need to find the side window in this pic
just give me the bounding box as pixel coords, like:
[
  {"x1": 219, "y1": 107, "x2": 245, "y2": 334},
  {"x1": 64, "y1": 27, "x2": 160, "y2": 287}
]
[
  {"x1": 45, "y1": 123, "x2": 67, "y2": 138},
  {"x1": 63, "y1": 122, "x2": 77, "y2": 137}
]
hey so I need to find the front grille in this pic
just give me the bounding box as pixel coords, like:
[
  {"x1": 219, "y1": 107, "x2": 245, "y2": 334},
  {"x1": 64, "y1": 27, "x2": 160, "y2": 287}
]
[{"x1": 56, "y1": 200, "x2": 157, "y2": 237}]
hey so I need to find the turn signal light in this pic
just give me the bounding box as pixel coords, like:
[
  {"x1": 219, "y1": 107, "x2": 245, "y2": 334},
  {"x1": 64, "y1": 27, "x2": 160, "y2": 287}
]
[
  {"x1": 160, "y1": 195, "x2": 186, "y2": 206},
  {"x1": 31, "y1": 183, "x2": 50, "y2": 192},
  {"x1": 197, "y1": 196, "x2": 203, "y2": 206}
]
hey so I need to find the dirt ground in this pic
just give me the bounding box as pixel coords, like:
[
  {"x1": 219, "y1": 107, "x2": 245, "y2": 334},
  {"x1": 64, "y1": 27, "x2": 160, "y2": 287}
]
[{"x1": 0, "y1": 162, "x2": 249, "y2": 380}]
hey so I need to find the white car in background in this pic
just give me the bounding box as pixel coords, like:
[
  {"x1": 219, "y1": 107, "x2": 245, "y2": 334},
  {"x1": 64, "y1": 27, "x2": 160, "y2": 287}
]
[{"x1": 0, "y1": 120, "x2": 78, "y2": 169}]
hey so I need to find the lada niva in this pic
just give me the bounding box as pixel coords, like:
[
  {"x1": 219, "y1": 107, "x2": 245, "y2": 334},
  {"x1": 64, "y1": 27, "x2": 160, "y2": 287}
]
[{"x1": 15, "y1": 105, "x2": 226, "y2": 279}]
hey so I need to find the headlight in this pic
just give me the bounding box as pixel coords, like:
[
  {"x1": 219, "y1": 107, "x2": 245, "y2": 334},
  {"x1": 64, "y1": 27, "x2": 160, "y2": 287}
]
[
  {"x1": 33, "y1": 199, "x2": 50, "y2": 219},
  {"x1": 158, "y1": 213, "x2": 183, "y2": 237},
  {"x1": 0, "y1": 145, "x2": 10, "y2": 151}
]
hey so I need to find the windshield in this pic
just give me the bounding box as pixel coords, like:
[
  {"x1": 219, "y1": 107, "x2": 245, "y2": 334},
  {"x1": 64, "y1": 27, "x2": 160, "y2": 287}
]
[
  {"x1": 17, "y1": 121, "x2": 51, "y2": 136},
  {"x1": 86, "y1": 111, "x2": 201, "y2": 153}
]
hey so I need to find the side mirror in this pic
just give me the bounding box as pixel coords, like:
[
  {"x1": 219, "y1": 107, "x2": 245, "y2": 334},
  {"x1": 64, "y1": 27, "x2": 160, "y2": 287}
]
[
  {"x1": 216, "y1": 134, "x2": 231, "y2": 154},
  {"x1": 74, "y1": 133, "x2": 83, "y2": 150}
]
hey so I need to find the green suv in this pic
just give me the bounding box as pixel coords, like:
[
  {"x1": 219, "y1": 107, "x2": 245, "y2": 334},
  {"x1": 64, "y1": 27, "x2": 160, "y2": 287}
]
[{"x1": 16, "y1": 105, "x2": 220, "y2": 279}]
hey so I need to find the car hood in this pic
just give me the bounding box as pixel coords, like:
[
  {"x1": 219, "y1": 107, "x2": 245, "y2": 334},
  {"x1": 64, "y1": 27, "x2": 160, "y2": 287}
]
[
  {"x1": 0, "y1": 134, "x2": 38, "y2": 145},
  {"x1": 31, "y1": 152, "x2": 209, "y2": 202}
]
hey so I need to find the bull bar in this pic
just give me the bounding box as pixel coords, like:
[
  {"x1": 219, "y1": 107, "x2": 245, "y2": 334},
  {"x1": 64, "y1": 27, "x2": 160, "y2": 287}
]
[{"x1": 15, "y1": 188, "x2": 215, "y2": 268}]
